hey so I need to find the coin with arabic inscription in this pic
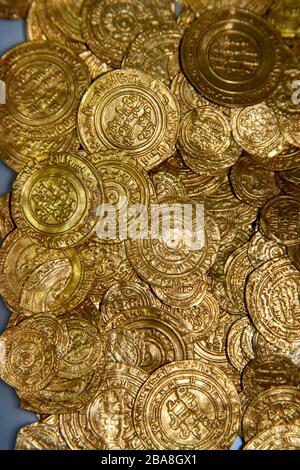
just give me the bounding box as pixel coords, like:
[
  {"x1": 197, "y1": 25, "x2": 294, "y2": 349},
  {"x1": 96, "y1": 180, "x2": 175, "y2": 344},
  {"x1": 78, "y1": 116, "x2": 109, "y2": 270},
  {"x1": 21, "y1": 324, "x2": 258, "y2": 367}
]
[
  {"x1": 260, "y1": 196, "x2": 300, "y2": 246},
  {"x1": 0, "y1": 41, "x2": 90, "y2": 139},
  {"x1": 152, "y1": 274, "x2": 207, "y2": 309},
  {"x1": 243, "y1": 424, "x2": 300, "y2": 450},
  {"x1": 133, "y1": 360, "x2": 240, "y2": 450},
  {"x1": 11, "y1": 153, "x2": 104, "y2": 249},
  {"x1": 180, "y1": 8, "x2": 284, "y2": 107},
  {"x1": 78, "y1": 69, "x2": 180, "y2": 170}
]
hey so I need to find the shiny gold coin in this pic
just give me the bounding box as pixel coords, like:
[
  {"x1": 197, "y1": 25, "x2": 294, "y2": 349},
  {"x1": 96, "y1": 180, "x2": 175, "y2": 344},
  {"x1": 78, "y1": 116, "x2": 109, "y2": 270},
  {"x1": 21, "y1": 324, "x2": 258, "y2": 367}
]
[
  {"x1": 0, "y1": 129, "x2": 79, "y2": 173},
  {"x1": 243, "y1": 424, "x2": 300, "y2": 450},
  {"x1": 133, "y1": 360, "x2": 241, "y2": 450},
  {"x1": 11, "y1": 153, "x2": 104, "y2": 249},
  {"x1": 0, "y1": 0, "x2": 31, "y2": 18},
  {"x1": 82, "y1": 0, "x2": 173, "y2": 68},
  {"x1": 248, "y1": 230, "x2": 286, "y2": 268},
  {"x1": 151, "y1": 170, "x2": 187, "y2": 202},
  {"x1": 230, "y1": 103, "x2": 285, "y2": 158},
  {"x1": 240, "y1": 323, "x2": 255, "y2": 362},
  {"x1": 0, "y1": 41, "x2": 90, "y2": 140},
  {"x1": 171, "y1": 71, "x2": 210, "y2": 116},
  {"x1": 180, "y1": 8, "x2": 284, "y2": 107},
  {"x1": 0, "y1": 327, "x2": 56, "y2": 392},
  {"x1": 271, "y1": 68, "x2": 300, "y2": 115},
  {"x1": 260, "y1": 195, "x2": 300, "y2": 246},
  {"x1": 180, "y1": 0, "x2": 272, "y2": 15},
  {"x1": 246, "y1": 256, "x2": 300, "y2": 351},
  {"x1": 78, "y1": 69, "x2": 180, "y2": 170},
  {"x1": 26, "y1": 0, "x2": 47, "y2": 41},
  {"x1": 106, "y1": 307, "x2": 193, "y2": 373},
  {"x1": 242, "y1": 354, "x2": 300, "y2": 399},
  {"x1": 123, "y1": 26, "x2": 182, "y2": 86},
  {"x1": 249, "y1": 143, "x2": 300, "y2": 171},
  {"x1": 125, "y1": 207, "x2": 220, "y2": 288},
  {"x1": 15, "y1": 416, "x2": 68, "y2": 450},
  {"x1": 152, "y1": 275, "x2": 207, "y2": 309},
  {"x1": 79, "y1": 50, "x2": 112, "y2": 80},
  {"x1": 0, "y1": 193, "x2": 14, "y2": 240},
  {"x1": 268, "y1": 0, "x2": 300, "y2": 39},
  {"x1": 230, "y1": 154, "x2": 280, "y2": 207},
  {"x1": 226, "y1": 317, "x2": 250, "y2": 372},
  {"x1": 252, "y1": 330, "x2": 300, "y2": 365},
  {"x1": 105, "y1": 329, "x2": 148, "y2": 369},
  {"x1": 242, "y1": 386, "x2": 300, "y2": 442},
  {"x1": 100, "y1": 280, "x2": 159, "y2": 323},
  {"x1": 224, "y1": 244, "x2": 253, "y2": 313}
]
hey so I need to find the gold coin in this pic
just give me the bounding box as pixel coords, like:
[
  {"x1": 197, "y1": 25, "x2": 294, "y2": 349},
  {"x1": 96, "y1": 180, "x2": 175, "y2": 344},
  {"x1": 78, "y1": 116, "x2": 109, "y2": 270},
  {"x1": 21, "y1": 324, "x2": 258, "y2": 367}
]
[
  {"x1": 243, "y1": 424, "x2": 300, "y2": 450},
  {"x1": 0, "y1": 41, "x2": 90, "y2": 139},
  {"x1": 82, "y1": 0, "x2": 173, "y2": 68},
  {"x1": 26, "y1": 0, "x2": 47, "y2": 41},
  {"x1": 78, "y1": 69, "x2": 180, "y2": 170},
  {"x1": 106, "y1": 307, "x2": 193, "y2": 373},
  {"x1": 15, "y1": 416, "x2": 68, "y2": 450},
  {"x1": 180, "y1": 0, "x2": 272, "y2": 15},
  {"x1": 34, "y1": 0, "x2": 86, "y2": 52},
  {"x1": 252, "y1": 330, "x2": 300, "y2": 365},
  {"x1": 260, "y1": 195, "x2": 300, "y2": 246},
  {"x1": 105, "y1": 329, "x2": 148, "y2": 369},
  {"x1": 151, "y1": 171, "x2": 187, "y2": 202},
  {"x1": 0, "y1": 327, "x2": 56, "y2": 392},
  {"x1": 226, "y1": 317, "x2": 250, "y2": 372},
  {"x1": 152, "y1": 274, "x2": 207, "y2": 309},
  {"x1": 268, "y1": 0, "x2": 300, "y2": 38},
  {"x1": 242, "y1": 354, "x2": 300, "y2": 399},
  {"x1": 242, "y1": 386, "x2": 300, "y2": 442},
  {"x1": 0, "y1": 0, "x2": 31, "y2": 18},
  {"x1": 125, "y1": 208, "x2": 220, "y2": 288},
  {"x1": 246, "y1": 256, "x2": 300, "y2": 351},
  {"x1": 162, "y1": 291, "x2": 220, "y2": 341},
  {"x1": 248, "y1": 230, "x2": 286, "y2": 268},
  {"x1": 276, "y1": 168, "x2": 300, "y2": 197},
  {"x1": 171, "y1": 72, "x2": 211, "y2": 116},
  {"x1": 230, "y1": 103, "x2": 285, "y2": 158},
  {"x1": 180, "y1": 8, "x2": 284, "y2": 107},
  {"x1": 133, "y1": 360, "x2": 241, "y2": 450},
  {"x1": 123, "y1": 26, "x2": 182, "y2": 86},
  {"x1": 224, "y1": 244, "x2": 253, "y2": 312},
  {"x1": 249, "y1": 143, "x2": 300, "y2": 171},
  {"x1": 230, "y1": 154, "x2": 280, "y2": 207},
  {"x1": 240, "y1": 324, "x2": 255, "y2": 362},
  {"x1": 0, "y1": 128, "x2": 79, "y2": 173},
  {"x1": 100, "y1": 280, "x2": 159, "y2": 323},
  {"x1": 11, "y1": 153, "x2": 104, "y2": 249},
  {"x1": 271, "y1": 68, "x2": 300, "y2": 115},
  {"x1": 0, "y1": 193, "x2": 14, "y2": 240}
]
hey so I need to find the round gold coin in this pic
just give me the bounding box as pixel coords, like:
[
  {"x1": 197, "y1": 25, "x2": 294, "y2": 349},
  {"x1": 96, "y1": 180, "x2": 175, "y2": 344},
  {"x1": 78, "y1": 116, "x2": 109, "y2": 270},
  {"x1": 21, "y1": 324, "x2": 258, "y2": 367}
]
[
  {"x1": 226, "y1": 317, "x2": 250, "y2": 372},
  {"x1": 15, "y1": 417, "x2": 68, "y2": 450},
  {"x1": 26, "y1": 0, "x2": 47, "y2": 41},
  {"x1": 242, "y1": 386, "x2": 300, "y2": 442},
  {"x1": 11, "y1": 153, "x2": 104, "y2": 249},
  {"x1": 246, "y1": 256, "x2": 300, "y2": 350},
  {"x1": 78, "y1": 69, "x2": 180, "y2": 170},
  {"x1": 224, "y1": 243, "x2": 253, "y2": 312},
  {"x1": 0, "y1": 41, "x2": 90, "y2": 139},
  {"x1": 243, "y1": 424, "x2": 300, "y2": 450},
  {"x1": 133, "y1": 360, "x2": 240, "y2": 450},
  {"x1": 152, "y1": 274, "x2": 207, "y2": 309},
  {"x1": 180, "y1": 8, "x2": 284, "y2": 107},
  {"x1": 105, "y1": 328, "x2": 148, "y2": 369}
]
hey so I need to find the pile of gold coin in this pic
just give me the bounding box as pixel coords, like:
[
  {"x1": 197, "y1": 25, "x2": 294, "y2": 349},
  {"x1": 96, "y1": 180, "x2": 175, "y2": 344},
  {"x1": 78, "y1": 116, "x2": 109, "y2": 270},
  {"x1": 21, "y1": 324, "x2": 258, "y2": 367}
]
[{"x1": 0, "y1": 0, "x2": 300, "y2": 451}]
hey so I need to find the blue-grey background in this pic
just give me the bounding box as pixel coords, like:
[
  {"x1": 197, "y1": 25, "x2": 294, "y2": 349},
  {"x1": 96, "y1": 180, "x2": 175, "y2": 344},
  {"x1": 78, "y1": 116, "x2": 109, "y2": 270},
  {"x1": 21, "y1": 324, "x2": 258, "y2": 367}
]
[{"x1": 0, "y1": 17, "x2": 243, "y2": 451}]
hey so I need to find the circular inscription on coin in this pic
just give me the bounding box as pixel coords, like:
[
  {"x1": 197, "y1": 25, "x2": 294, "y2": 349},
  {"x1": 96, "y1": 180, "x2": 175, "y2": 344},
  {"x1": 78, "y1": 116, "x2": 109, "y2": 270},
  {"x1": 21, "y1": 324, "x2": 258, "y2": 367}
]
[
  {"x1": 133, "y1": 360, "x2": 240, "y2": 449},
  {"x1": 243, "y1": 424, "x2": 300, "y2": 450},
  {"x1": 11, "y1": 153, "x2": 104, "y2": 248},
  {"x1": 0, "y1": 41, "x2": 90, "y2": 139},
  {"x1": 180, "y1": 8, "x2": 283, "y2": 106},
  {"x1": 78, "y1": 69, "x2": 180, "y2": 170},
  {"x1": 260, "y1": 196, "x2": 300, "y2": 246}
]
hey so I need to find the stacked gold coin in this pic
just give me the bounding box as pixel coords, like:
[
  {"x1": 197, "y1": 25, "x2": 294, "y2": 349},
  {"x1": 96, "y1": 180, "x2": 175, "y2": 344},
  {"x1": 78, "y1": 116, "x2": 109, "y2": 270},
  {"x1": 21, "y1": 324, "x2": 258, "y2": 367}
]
[{"x1": 0, "y1": 0, "x2": 299, "y2": 451}]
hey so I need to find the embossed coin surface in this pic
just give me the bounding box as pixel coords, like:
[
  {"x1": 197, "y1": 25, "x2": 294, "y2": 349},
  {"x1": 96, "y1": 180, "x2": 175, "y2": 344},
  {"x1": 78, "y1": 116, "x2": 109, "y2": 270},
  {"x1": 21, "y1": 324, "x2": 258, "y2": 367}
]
[
  {"x1": 133, "y1": 360, "x2": 240, "y2": 450},
  {"x1": 180, "y1": 8, "x2": 283, "y2": 106},
  {"x1": 260, "y1": 196, "x2": 300, "y2": 246},
  {"x1": 243, "y1": 424, "x2": 300, "y2": 450},
  {"x1": 11, "y1": 153, "x2": 104, "y2": 249},
  {"x1": 78, "y1": 69, "x2": 180, "y2": 170},
  {"x1": 0, "y1": 41, "x2": 90, "y2": 139}
]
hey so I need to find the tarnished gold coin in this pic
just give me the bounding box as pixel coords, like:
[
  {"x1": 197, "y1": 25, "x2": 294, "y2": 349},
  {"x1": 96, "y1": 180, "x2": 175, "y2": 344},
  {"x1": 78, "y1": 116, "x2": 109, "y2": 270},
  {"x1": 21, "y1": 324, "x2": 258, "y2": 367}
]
[
  {"x1": 82, "y1": 0, "x2": 173, "y2": 68},
  {"x1": 0, "y1": 327, "x2": 56, "y2": 392},
  {"x1": 260, "y1": 196, "x2": 300, "y2": 246},
  {"x1": 243, "y1": 424, "x2": 300, "y2": 450},
  {"x1": 15, "y1": 416, "x2": 68, "y2": 450},
  {"x1": 100, "y1": 280, "x2": 158, "y2": 323},
  {"x1": 0, "y1": 41, "x2": 90, "y2": 139},
  {"x1": 133, "y1": 360, "x2": 240, "y2": 450},
  {"x1": 248, "y1": 230, "x2": 286, "y2": 268},
  {"x1": 123, "y1": 27, "x2": 182, "y2": 86},
  {"x1": 230, "y1": 155, "x2": 280, "y2": 207},
  {"x1": 246, "y1": 257, "x2": 300, "y2": 351},
  {"x1": 242, "y1": 354, "x2": 300, "y2": 399},
  {"x1": 0, "y1": 193, "x2": 14, "y2": 240},
  {"x1": 152, "y1": 275, "x2": 207, "y2": 309},
  {"x1": 180, "y1": 8, "x2": 284, "y2": 107},
  {"x1": 11, "y1": 153, "x2": 104, "y2": 249},
  {"x1": 0, "y1": 128, "x2": 79, "y2": 173},
  {"x1": 230, "y1": 103, "x2": 285, "y2": 158},
  {"x1": 0, "y1": 0, "x2": 31, "y2": 18},
  {"x1": 78, "y1": 69, "x2": 180, "y2": 170},
  {"x1": 242, "y1": 386, "x2": 300, "y2": 442},
  {"x1": 106, "y1": 307, "x2": 193, "y2": 373}
]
